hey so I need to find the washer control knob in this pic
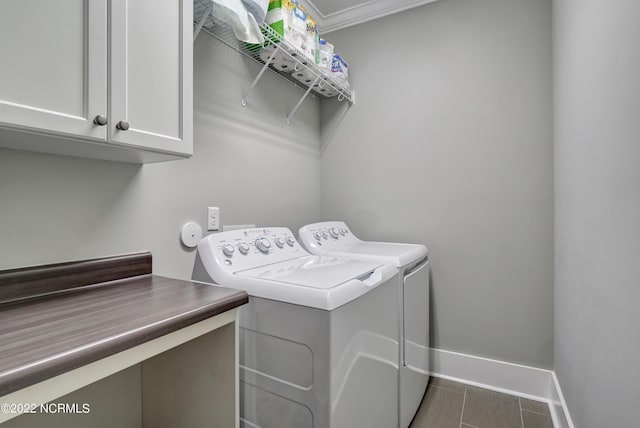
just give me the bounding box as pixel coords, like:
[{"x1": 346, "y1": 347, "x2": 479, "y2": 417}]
[
  {"x1": 286, "y1": 236, "x2": 296, "y2": 246},
  {"x1": 321, "y1": 231, "x2": 328, "y2": 239},
  {"x1": 329, "y1": 228, "x2": 339, "y2": 239},
  {"x1": 275, "y1": 237, "x2": 285, "y2": 248},
  {"x1": 339, "y1": 227, "x2": 346, "y2": 236},
  {"x1": 255, "y1": 237, "x2": 271, "y2": 253},
  {"x1": 238, "y1": 243, "x2": 250, "y2": 255},
  {"x1": 313, "y1": 232, "x2": 321, "y2": 240},
  {"x1": 222, "y1": 244, "x2": 235, "y2": 257}
]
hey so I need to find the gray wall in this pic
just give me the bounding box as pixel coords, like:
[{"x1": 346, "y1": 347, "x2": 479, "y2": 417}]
[
  {"x1": 554, "y1": 0, "x2": 640, "y2": 426},
  {"x1": 321, "y1": 0, "x2": 554, "y2": 368},
  {"x1": 0, "y1": 35, "x2": 322, "y2": 279}
]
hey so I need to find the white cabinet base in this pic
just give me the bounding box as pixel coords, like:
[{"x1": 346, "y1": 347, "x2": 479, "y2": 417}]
[
  {"x1": 0, "y1": 126, "x2": 188, "y2": 164},
  {"x1": 0, "y1": 311, "x2": 238, "y2": 426}
]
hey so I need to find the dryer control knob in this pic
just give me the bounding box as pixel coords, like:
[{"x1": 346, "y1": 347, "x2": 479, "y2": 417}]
[
  {"x1": 313, "y1": 232, "x2": 321, "y2": 240},
  {"x1": 286, "y1": 236, "x2": 296, "y2": 246},
  {"x1": 275, "y1": 237, "x2": 285, "y2": 248},
  {"x1": 222, "y1": 244, "x2": 235, "y2": 257},
  {"x1": 339, "y1": 227, "x2": 346, "y2": 235},
  {"x1": 329, "y1": 228, "x2": 339, "y2": 239},
  {"x1": 321, "y1": 231, "x2": 329, "y2": 239},
  {"x1": 238, "y1": 243, "x2": 250, "y2": 255},
  {"x1": 255, "y1": 237, "x2": 271, "y2": 253}
]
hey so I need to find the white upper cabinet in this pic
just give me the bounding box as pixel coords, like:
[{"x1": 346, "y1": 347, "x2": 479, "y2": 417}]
[
  {"x1": 110, "y1": 0, "x2": 192, "y2": 155},
  {"x1": 0, "y1": 1, "x2": 107, "y2": 141},
  {"x1": 0, "y1": 0, "x2": 192, "y2": 163}
]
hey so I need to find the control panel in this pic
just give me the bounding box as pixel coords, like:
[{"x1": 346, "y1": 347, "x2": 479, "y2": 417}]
[
  {"x1": 198, "y1": 227, "x2": 309, "y2": 273},
  {"x1": 298, "y1": 221, "x2": 362, "y2": 252}
]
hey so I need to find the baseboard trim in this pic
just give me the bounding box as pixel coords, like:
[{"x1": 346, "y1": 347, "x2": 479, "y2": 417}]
[
  {"x1": 429, "y1": 348, "x2": 573, "y2": 428},
  {"x1": 549, "y1": 371, "x2": 575, "y2": 428}
]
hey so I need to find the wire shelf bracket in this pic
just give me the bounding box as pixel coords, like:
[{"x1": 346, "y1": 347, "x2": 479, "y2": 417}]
[
  {"x1": 193, "y1": 1, "x2": 213, "y2": 41},
  {"x1": 242, "y1": 45, "x2": 281, "y2": 107},
  {"x1": 287, "y1": 75, "x2": 320, "y2": 124}
]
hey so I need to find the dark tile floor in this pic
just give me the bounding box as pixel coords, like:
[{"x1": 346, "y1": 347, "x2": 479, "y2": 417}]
[{"x1": 410, "y1": 377, "x2": 554, "y2": 428}]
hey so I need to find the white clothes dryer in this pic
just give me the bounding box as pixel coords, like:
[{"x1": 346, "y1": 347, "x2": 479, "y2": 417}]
[
  {"x1": 193, "y1": 227, "x2": 400, "y2": 428},
  {"x1": 298, "y1": 221, "x2": 430, "y2": 428}
]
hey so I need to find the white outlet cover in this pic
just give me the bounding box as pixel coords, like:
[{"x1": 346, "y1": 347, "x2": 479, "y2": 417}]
[
  {"x1": 208, "y1": 207, "x2": 220, "y2": 231},
  {"x1": 181, "y1": 222, "x2": 203, "y2": 248}
]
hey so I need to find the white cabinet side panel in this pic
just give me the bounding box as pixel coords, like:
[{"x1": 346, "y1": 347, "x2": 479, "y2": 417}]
[{"x1": 142, "y1": 323, "x2": 237, "y2": 428}]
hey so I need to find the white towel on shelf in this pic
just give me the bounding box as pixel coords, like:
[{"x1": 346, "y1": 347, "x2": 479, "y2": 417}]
[
  {"x1": 211, "y1": 0, "x2": 264, "y2": 44},
  {"x1": 241, "y1": 0, "x2": 269, "y2": 24}
]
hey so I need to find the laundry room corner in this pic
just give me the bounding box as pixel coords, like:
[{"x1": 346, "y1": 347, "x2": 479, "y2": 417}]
[
  {"x1": 319, "y1": 0, "x2": 554, "y2": 372},
  {"x1": 3, "y1": 0, "x2": 638, "y2": 426}
]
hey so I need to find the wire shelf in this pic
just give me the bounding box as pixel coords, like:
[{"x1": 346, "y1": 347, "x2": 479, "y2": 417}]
[{"x1": 193, "y1": 0, "x2": 353, "y2": 103}]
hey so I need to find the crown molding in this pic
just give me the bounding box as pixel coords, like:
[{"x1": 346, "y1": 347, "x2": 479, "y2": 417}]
[{"x1": 302, "y1": 0, "x2": 441, "y2": 33}]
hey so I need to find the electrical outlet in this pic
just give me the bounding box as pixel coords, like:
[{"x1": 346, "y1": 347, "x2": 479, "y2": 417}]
[{"x1": 207, "y1": 207, "x2": 220, "y2": 231}]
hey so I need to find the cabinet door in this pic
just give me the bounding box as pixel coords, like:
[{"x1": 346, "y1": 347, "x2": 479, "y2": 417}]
[
  {"x1": 110, "y1": 0, "x2": 193, "y2": 156},
  {"x1": 0, "y1": 0, "x2": 107, "y2": 141}
]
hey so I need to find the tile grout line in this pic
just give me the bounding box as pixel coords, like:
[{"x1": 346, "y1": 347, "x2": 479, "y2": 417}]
[
  {"x1": 431, "y1": 384, "x2": 465, "y2": 394},
  {"x1": 519, "y1": 397, "x2": 525, "y2": 428},
  {"x1": 521, "y1": 408, "x2": 552, "y2": 417},
  {"x1": 459, "y1": 388, "x2": 467, "y2": 428}
]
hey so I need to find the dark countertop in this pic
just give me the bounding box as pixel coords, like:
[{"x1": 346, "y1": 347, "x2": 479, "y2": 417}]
[{"x1": 0, "y1": 253, "x2": 248, "y2": 397}]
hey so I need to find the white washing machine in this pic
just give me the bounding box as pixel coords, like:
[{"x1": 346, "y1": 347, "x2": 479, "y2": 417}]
[
  {"x1": 298, "y1": 221, "x2": 430, "y2": 428},
  {"x1": 192, "y1": 227, "x2": 400, "y2": 428}
]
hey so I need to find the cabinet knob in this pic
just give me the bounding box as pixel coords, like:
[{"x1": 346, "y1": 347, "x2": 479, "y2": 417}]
[
  {"x1": 93, "y1": 115, "x2": 108, "y2": 126},
  {"x1": 116, "y1": 120, "x2": 130, "y2": 131}
]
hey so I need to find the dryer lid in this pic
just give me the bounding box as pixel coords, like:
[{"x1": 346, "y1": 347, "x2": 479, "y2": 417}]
[
  {"x1": 341, "y1": 242, "x2": 428, "y2": 268},
  {"x1": 298, "y1": 221, "x2": 428, "y2": 268}
]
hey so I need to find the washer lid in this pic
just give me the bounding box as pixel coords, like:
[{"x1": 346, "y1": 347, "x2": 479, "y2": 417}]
[{"x1": 235, "y1": 256, "x2": 382, "y2": 289}]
